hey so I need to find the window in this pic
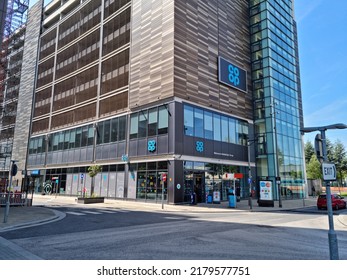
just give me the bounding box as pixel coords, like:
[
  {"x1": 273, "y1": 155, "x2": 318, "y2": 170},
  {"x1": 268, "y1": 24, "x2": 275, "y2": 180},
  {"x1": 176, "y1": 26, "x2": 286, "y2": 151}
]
[
  {"x1": 119, "y1": 116, "x2": 126, "y2": 140},
  {"x1": 148, "y1": 108, "x2": 158, "y2": 136},
  {"x1": 75, "y1": 128, "x2": 82, "y2": 148},
  {"x1": 111, "y1": 118, "x2": 118, "y2": 142},
  {"x1": 138, "y1": 111, "x2": 147, "y2": 138},
  {"x1": 130, "y1": 113, "x2": 138, "y2": 139},
  {"x1": 88, "y1": 125, "x2": 94, "y2": 145},
  {"x1": 204, "y1": 111, "x2": 213, "y2": 140},
  {"x1": 213, "y1": 114, "x2": 221, "y2": 141},
  {"x1": 158, "y1": 106, "x2": 168, "y2": 134},
  {"x1": 69, "y1": 129, "x2": 76, "y2": 149},
  {"x1": 184, "y1": 105, "x2": 194, "y2": 136},
  {"x1": 53, "y1": 133, "x2": 59, "y2": 151},
  {"x1": 64, "y1": 131, "x2": 70, "y2": 149},
  {"x1": 97, "y1": 122, "x2": 104, "y2": 144},
  {"x1": 194, "y1": 108, "x2": 204, "y2": 138},
  {"x1": 229, "y1": 118, "x2": 236, "y2": 144},
  {"x1": 104, "y1": 120, "x2": 111, "y2": 143},
  {"x1": 81, "y1": 126, "x2": 88, "y2": 147},
  {"x1": 221, "y1": 116, "x2": 229, "y2": 142}
]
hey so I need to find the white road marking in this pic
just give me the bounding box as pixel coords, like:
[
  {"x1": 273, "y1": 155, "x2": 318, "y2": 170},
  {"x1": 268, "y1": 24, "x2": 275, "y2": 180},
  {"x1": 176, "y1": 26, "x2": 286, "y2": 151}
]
[
  {"x1": 81, "y1": 211, "x2": 102, "y2": 215},
  {"x1": 66, "y1": 211, "x2": 86, "y2": 216}
]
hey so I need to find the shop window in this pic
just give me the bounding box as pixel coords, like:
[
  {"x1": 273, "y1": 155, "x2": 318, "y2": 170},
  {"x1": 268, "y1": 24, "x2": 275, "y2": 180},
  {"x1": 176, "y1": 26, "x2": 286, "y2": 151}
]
[{"x1": 157, "y1": 161, "x2": 168, "y2": 170}]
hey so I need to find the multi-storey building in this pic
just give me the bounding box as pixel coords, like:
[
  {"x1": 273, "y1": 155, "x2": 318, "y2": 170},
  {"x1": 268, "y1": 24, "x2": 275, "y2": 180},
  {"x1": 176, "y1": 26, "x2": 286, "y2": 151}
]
[
  {"x1": 0, "y1": 0, "x2": 28, "y2": 190},
  {"x1": 13, "y1": 0, "x2": 305, "y2": 204}
]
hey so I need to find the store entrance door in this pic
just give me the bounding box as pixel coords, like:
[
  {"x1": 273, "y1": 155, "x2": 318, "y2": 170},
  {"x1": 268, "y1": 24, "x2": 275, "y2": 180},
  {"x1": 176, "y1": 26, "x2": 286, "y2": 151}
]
[{"x1": 193, "y1": 172, "x2": 205, "y2": 203}]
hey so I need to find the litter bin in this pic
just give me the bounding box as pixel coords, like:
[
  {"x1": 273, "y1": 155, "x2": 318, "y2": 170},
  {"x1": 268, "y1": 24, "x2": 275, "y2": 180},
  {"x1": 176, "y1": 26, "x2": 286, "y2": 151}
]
[
  {"x1": 207, "y1": 194, "x2": 213, "y2": 204},
  {"x1": 228, "y1": 189, "x2": 236, "y2": 208},
  {"x1": 191, "y1": 192, "x2": 197, "y2": 205}
]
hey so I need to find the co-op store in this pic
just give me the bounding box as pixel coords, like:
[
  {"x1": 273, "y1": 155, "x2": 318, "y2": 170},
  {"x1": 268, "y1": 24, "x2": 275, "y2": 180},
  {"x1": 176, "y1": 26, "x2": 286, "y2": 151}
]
[{"x1": 27, "y1": 101, "x2": 255, "y2": 204}]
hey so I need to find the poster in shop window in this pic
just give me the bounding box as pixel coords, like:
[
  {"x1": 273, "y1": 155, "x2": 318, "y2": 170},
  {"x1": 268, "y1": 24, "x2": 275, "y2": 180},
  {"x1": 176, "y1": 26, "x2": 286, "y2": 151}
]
[{"x1": 260, "y1": 181, "x2": 273, "y2": 201}]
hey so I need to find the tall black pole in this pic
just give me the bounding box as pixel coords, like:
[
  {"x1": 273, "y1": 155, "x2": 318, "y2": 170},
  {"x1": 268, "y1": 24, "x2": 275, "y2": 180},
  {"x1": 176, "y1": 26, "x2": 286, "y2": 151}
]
[{"x1": 321, "y1": 129, "x2": 339, "y2": 260}]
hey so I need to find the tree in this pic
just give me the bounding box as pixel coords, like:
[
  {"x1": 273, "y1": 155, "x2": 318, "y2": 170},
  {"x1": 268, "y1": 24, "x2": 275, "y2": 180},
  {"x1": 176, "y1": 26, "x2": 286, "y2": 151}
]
[
  {"x1": 88, "y1": 165, "x2": 102, "y2": 196},
  {"x1": 304, "y1": 141, "x2": 315, "y2": 165},
  {"x1": 306, "y1": 154, "x2": 322, "y2": 180},
  {"x1": 330, "y1": 140, "x2": 347, "y2": 185}
]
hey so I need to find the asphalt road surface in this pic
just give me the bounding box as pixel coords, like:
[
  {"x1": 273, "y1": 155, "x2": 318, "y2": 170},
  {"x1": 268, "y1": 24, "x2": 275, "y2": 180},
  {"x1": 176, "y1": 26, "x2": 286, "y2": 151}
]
[{"x1": 1, "y1": 206, "x2": 347, "y2": 260}]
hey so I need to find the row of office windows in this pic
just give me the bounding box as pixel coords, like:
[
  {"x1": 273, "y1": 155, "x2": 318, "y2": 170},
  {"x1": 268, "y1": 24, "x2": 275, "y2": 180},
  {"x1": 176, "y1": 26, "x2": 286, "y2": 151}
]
[
  {"x1": 29, "y1": 115, "x2": 127, "y2": 154},
  {"x1": 183, "y1": 105, "x2": 249, "y2": 146},
  {"x1": 130, "y1": 106, "x2": 169, "y2": 139}
]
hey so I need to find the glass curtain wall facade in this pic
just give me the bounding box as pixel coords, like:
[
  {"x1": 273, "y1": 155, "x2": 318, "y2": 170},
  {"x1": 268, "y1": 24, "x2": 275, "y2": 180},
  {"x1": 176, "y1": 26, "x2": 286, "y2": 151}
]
[{"x1": 250, "y1": 0, "x2": 304, "y2": 199}]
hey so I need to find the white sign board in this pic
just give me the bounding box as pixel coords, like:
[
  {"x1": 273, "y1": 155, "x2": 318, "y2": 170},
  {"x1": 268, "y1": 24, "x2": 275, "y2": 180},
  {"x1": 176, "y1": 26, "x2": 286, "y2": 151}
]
[
  {"x1": 259, "y1": 181, "x2": 273, "y2": 201},
  {"x1": 322, "y1": 162, "x2": 336, "y2": 181}
]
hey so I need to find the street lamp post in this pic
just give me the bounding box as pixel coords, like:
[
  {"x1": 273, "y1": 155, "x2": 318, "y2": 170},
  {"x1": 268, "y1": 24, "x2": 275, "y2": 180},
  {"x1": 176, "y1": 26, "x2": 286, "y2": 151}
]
[
  {"x1": 301, "y1": 123, "x2": 347, "y2": 260},
  {"x1": 271, "y1": 101, "x2": 282, "y2": 208},
  {"x1": 247, "y1": 138, "x2": 257, "y2": 210}
]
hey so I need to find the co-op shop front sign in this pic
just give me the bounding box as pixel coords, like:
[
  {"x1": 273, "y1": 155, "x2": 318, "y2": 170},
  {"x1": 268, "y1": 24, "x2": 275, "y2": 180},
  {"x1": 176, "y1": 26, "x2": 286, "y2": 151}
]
[{"x1": 218, "y1": 56, "x2": 247, "y2": 93}]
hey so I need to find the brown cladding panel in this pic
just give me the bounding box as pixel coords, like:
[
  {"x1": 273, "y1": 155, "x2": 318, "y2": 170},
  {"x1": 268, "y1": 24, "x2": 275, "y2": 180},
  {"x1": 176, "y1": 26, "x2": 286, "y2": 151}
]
[
  {"x1": 129, "y1": 0, "x2": 175, "y2": 109},
  {"x1": 173, "y1": 0, "x2": 253, "y2": 120}
]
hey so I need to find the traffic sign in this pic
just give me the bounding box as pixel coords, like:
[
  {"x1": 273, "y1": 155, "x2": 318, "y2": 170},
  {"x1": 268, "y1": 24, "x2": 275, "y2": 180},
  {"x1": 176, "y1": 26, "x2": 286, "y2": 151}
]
[
  {"x1": 162, "y1": 173, "x2": 167, "y2": 182},
  {"x1": 322, "y1": 162, "x2": 336, "y2": 181}
]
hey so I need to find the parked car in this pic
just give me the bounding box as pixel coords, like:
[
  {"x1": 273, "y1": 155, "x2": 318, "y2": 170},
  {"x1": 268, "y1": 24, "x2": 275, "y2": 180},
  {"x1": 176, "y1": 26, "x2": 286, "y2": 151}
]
[{"x1": 317, "y1": 194, "x2": 346, "y2": 210}]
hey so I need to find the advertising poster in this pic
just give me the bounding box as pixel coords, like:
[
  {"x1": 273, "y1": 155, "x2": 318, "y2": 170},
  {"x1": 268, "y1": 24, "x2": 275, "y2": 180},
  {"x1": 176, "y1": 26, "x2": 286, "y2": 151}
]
[{"x1": 260, "y1": 181, "x2": 273, "y2": 201}]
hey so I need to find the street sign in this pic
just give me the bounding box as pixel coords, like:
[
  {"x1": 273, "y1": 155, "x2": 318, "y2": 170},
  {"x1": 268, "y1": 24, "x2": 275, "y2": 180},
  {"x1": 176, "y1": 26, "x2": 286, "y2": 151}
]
[
  {"x1": 322, "y1": 162, "x2": 336, "y2": 181},
  {"x1": 315, "y1": 133, "x2": 324, "y2": 162},
  {"x1": 276, "y1": 176, "x2": 281, "y2": 184}
]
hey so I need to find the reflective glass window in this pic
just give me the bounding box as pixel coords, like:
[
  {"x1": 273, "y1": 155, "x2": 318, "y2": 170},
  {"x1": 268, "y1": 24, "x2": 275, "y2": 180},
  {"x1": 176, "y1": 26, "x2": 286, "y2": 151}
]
[
  {"x1": 204, "y1": 111, "x2": 213, "y2": 140},
  {"x1": 148, "y1": 108, "x2": 158, "y2": 136},
  {"x1": 194, "y1": 108, "x2": 204, "y2": 138},
  {"x1": 130, "y1": 113, "x2": 138, "y2": 139},
  {"x1": 184, "y1": 105, "x2": 194, "y2": 136},
  {"x1": 158, "y1": 106, "x2": 168, "y2": 134},
  {"x1": 213, "y1": 114, "x2": 221, "y2": 141},
  {"x1": 138, "y1": 111, "x2": 147, "y2": 138}
]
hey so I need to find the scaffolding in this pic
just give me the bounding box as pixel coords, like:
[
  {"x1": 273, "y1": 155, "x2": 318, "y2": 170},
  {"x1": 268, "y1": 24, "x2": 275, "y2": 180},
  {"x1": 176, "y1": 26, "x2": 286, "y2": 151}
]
[{"x1": 0, "y1": 0, "x2": 28, "y2": 174}]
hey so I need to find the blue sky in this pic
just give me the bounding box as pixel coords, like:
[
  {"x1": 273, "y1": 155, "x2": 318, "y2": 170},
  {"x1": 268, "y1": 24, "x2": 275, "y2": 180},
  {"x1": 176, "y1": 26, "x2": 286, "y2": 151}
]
[
  {"x1": 29, "y1": 0, "x2": 347, "y2": 147},
  {"x1": 295, "y1": 0, "x2": 347, "y2": 148}
]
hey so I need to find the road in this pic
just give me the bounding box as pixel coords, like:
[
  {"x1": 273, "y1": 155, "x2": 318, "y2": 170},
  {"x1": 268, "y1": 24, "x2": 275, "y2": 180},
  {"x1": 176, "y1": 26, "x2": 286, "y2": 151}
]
[{"x1": 1, "y1": 204, "x2": 347, "y2": 260}]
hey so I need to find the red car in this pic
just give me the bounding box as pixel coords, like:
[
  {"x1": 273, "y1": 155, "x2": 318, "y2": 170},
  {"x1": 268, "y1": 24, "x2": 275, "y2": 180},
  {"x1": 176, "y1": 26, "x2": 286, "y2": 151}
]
[{"x1": 317, "y1": 194, "x2": 346, "y2": 210}]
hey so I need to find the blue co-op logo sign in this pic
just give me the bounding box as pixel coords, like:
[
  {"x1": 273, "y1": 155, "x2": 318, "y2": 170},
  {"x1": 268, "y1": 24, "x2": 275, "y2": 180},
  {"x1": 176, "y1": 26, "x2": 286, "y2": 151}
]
[{"x1": 218, "y1": 56, "x2": 247, "y2": 93}]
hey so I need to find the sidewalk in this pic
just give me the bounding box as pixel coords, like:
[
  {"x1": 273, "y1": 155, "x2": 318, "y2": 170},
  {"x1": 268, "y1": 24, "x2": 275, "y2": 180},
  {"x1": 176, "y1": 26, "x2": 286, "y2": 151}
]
[{"x1": 1, "y1": 194, "x2": 346, "y2": 260}]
